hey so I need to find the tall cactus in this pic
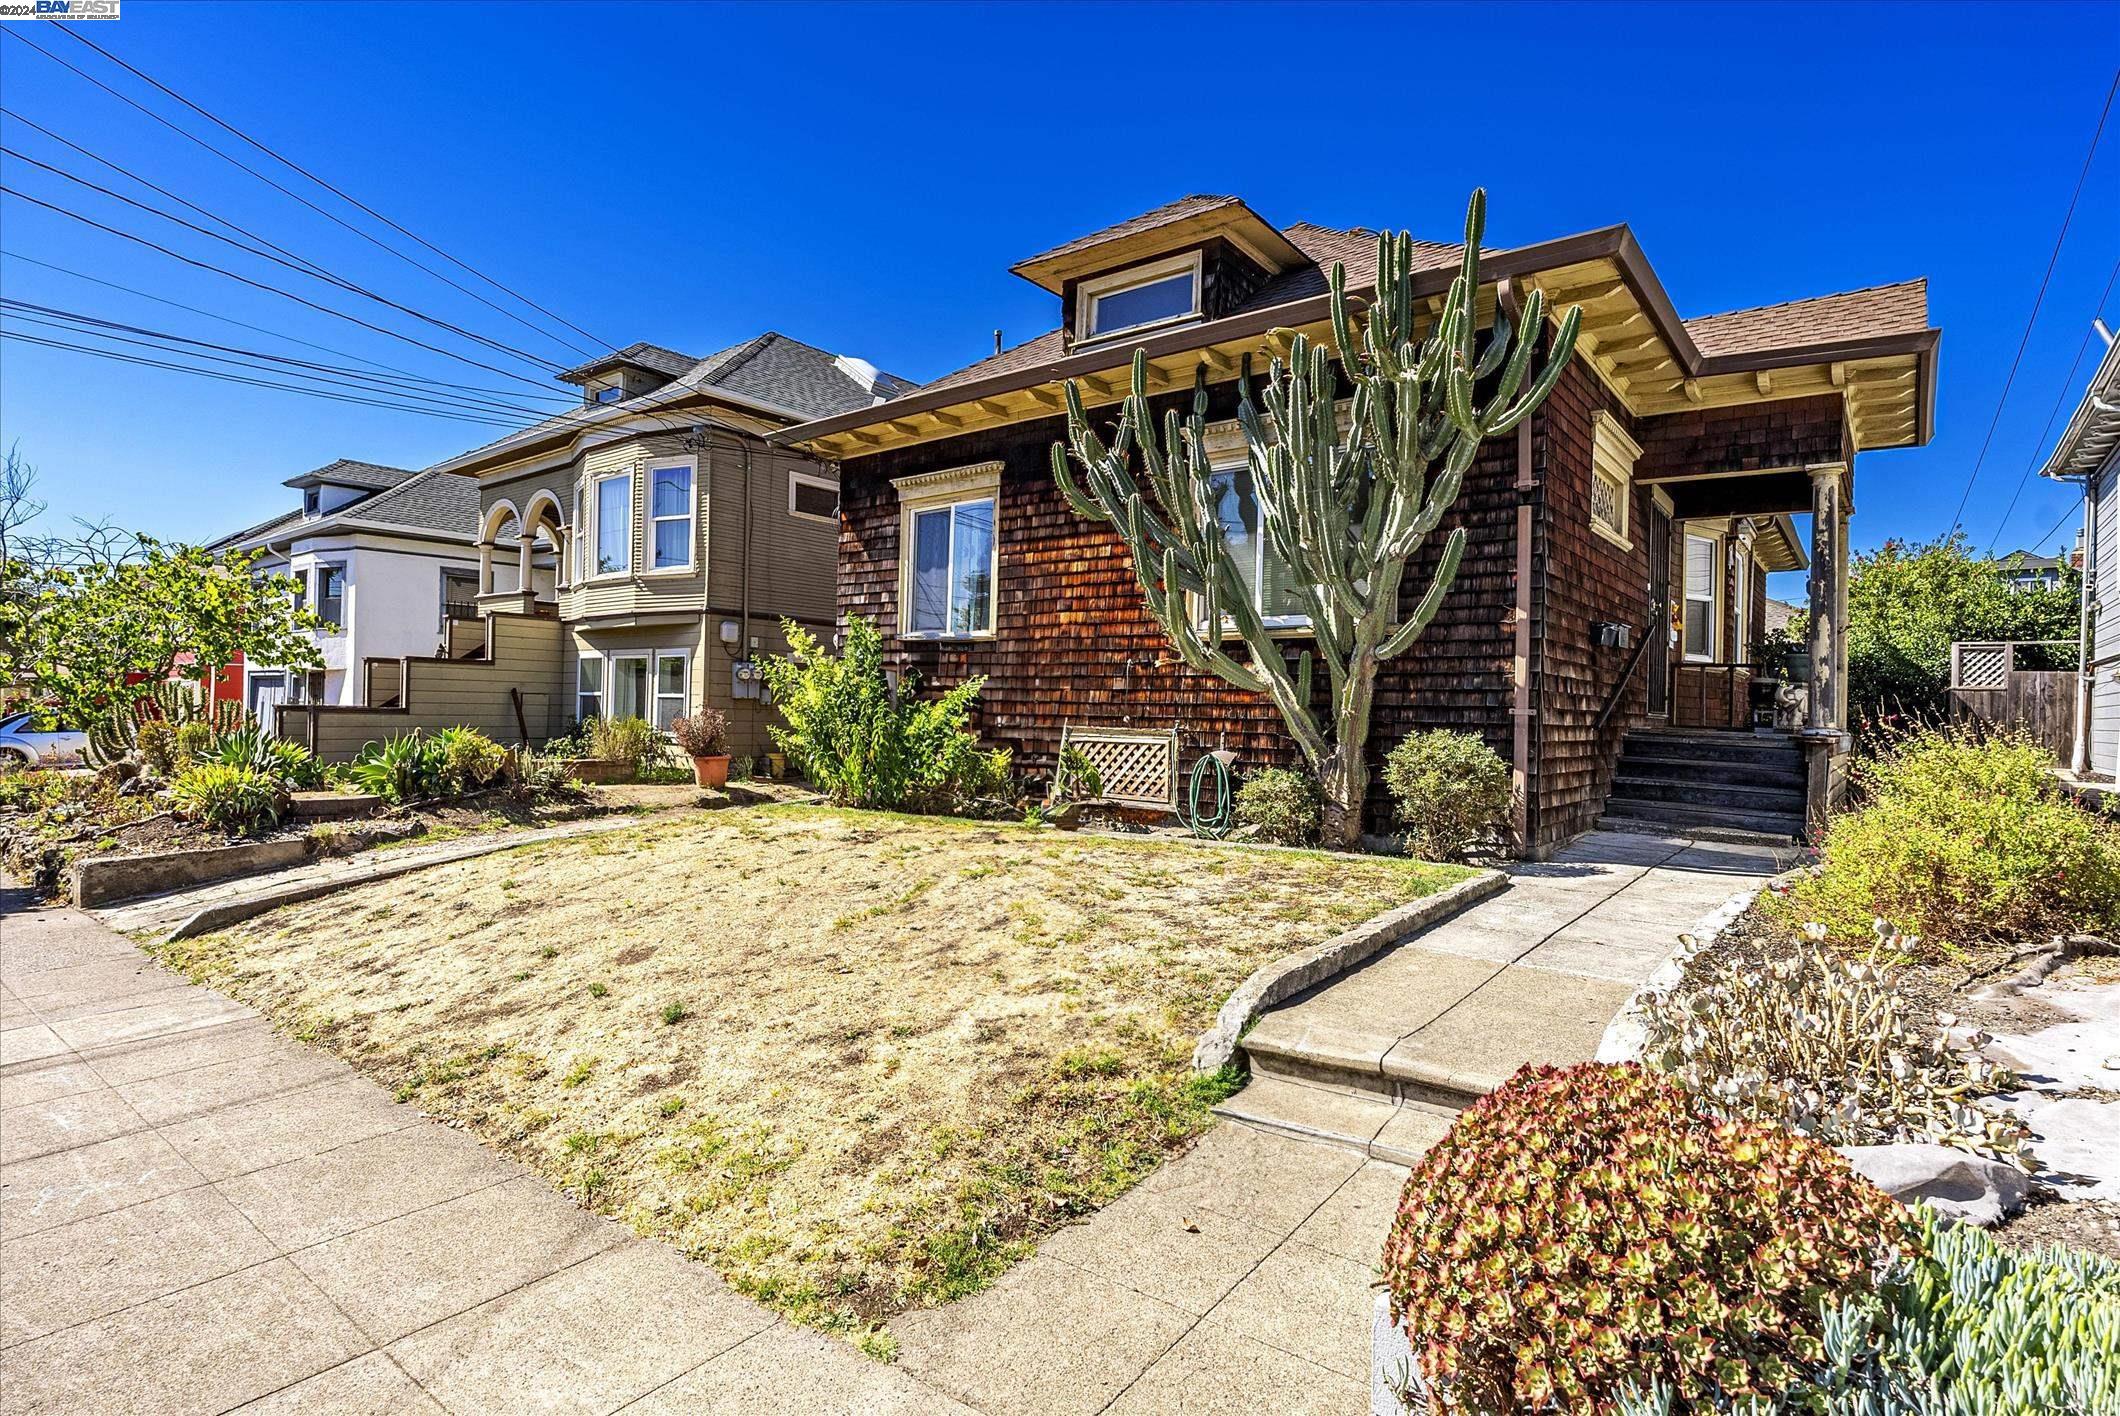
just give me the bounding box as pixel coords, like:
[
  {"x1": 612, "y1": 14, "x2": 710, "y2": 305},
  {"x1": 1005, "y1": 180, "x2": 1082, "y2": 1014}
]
[
  {"x1": 1053, "y1": 190, "x2": 1582, "y2": 848},
  {"x1": 84, "y1": 679, "x2": 246, "y2": 768}
]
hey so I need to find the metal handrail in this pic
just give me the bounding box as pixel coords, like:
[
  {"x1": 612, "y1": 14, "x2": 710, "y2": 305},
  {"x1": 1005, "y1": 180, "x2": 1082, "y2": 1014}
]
[{"x1": 1593, "y1": 629, "x2": 1654, "y2": 737}]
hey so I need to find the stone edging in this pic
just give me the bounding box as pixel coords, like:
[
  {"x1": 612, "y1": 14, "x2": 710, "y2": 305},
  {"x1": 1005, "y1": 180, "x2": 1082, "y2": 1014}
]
[
  {"x1": 73, "y1": 836, "x2": 315, "y2": 909},
  {"x1": 1190, "y1": 869, "x2": 1507, "y2": 1074},
  {"x1": 1592, "y1": 861, "x2": 1807, "y2": 1064}
]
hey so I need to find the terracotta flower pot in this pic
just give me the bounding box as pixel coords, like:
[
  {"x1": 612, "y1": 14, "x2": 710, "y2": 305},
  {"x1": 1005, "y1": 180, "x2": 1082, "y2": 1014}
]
[{"x1": 691, "y1": 754, "x2": 731, "y2": 789}]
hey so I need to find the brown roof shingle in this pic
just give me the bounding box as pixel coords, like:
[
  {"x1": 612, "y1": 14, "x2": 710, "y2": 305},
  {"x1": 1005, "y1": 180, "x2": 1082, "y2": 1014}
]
[
  {"x1": 1684, "y1": 279, "x2": 1929, "y2": 358},
  {"x1": 1011, "y1": 195, "x2": 1243, "y2": 273}
]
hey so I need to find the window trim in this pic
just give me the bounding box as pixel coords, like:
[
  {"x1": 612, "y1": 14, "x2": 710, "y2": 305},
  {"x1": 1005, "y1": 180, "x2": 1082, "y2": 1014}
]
[
  {"x1": 1188, "y1": 413, "x2": 1339, "y2": 638},
  {"x1": 314, "y1": 561, "x2": 347, "y2": 633},
  {"x1": 652, "y1": 649, "x2": 689, "y2": 731},
  {"x1": 892, "y1": 462, "x2": 1002, "y2": 642},
  {"x1": 644, "y1": 456, "x2": 697, "y2": 575},
  {"x1": 788, "y1": 468, "x2": 840, "y2": 525},
  {"x1": 1588, "y1": 411, "x2": 1640, "y2": 552},
  {"x1": 1681, "y1": 532, "x2": 1721, "y2": 663},
  {"x1": 590, "y1": 470, "x2": 635, "y2": 580},
  {"x1": 1074, "y1": 250, "x2": 1204, "y2": 345},
  {"x1": 576, "y1": 654, "x2": 604, "y2": 723}
]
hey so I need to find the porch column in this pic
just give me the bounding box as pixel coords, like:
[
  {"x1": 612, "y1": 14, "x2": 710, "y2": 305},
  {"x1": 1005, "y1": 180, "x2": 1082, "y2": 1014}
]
[
  {"x1": 1806, "y1": 464, "x2": 1848, "y2": 734},
  {"x1": 516, "y1": 534, "x2": 534, "y2": 593},
  {"x1": 478, "y1": 543, "x2": 494, "y2": 596}
]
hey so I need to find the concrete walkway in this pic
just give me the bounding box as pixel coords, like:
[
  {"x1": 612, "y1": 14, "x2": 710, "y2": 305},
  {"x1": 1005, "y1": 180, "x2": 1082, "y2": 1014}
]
[{"x1": 1230, "y1": 830, "x2": 1792, "y2": 1151}]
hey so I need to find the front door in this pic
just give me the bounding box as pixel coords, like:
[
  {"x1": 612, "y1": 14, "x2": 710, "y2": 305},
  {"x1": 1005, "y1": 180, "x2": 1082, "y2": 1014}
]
[{"x1": 1646, "y1": 503, "x2": 1671, "y2": 717}]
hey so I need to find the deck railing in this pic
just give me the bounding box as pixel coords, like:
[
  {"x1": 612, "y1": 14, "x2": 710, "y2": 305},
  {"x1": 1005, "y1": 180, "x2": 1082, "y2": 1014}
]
[{"x1": 1670, "y1": 662, "x2": 1757, "y2": 731}]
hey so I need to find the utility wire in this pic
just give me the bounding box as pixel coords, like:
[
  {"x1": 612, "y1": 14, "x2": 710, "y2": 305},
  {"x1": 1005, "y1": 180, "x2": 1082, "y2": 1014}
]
[
  {"x1": 1985, "y1": 250, "x2": 2120, "y2": 553},
  {"x1": 13, "y1": 24, "x2": 612, "y2": 359},
  {"x1": 1, "y1": 139, "x2": 573, "y2": 374},
  {"x1": 2028, "y1": 497, "x2": 2082, "y2": 556},
  {"x1": 1948, "y1": 66, "x2": 2119, "y2": 534}
]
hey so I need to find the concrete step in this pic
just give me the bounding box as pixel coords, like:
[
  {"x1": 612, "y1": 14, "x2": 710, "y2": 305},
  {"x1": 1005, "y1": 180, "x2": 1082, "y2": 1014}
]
[
  {"x1": 1212, "y1": 1075, "x2": 1461, "y2": 1165},
  {"x1": 1612, "y1": 754, "x2": 1807, "y2": 790},
  {"x1": 1598, "y1": 800, "x2": 1803, "y2": 840},
  {"x1": 1596, "y1": 814, "x2": 1804, "y2": 848},
  {"x1": 1241, "y1": 1035, "x2": 1494, "y2": 1113},
  {"x1": 1606, "y1": 775, "x2": 1806, "y2": 813}
]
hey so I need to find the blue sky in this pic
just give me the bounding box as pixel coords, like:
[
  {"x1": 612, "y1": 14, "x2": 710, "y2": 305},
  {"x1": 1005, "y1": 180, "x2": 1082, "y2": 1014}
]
[{"x1": 1, "y1": 0, "x2": 2116, "y2": 604}]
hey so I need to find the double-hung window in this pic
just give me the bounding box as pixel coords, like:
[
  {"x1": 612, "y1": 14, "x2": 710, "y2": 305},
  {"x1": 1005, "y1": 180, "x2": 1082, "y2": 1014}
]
[
  {"x1": 894, "y1": 463, "x2": 1001, "y2": 639},
  {"x1": 1194, "y1": 416, "x2": 1316, "y2": 632},
  {"x1": 653, "y1": 653, "x2": 687, "y2": 729},
  {"x1": 315, "y1": 563, "x2": 346, "y2": 629},
  {"x1": 576, "y1": 656, "x2": 604, "y2": 721},
  {"x1": 1076, "y1": 251, "x2": 1202, "y2": 343},
  {"x1": 647, "y1": 458, "x2": 694, "y2": 571},
  {"x1": 1682, "y1": 534, "x2": 1718, "y2": 661},
  {"x1": 594, "y1": 472, "x2": 633, "y2": 576}
]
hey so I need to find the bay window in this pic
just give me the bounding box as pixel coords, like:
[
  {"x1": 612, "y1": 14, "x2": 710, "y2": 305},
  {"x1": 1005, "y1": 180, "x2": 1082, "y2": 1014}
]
[
  {"x1": 648, "y1": 458, "x2": 694, "y2": 571},
  {"x1": 594, "y1": 472, "x2": 632, "y2": 576}
]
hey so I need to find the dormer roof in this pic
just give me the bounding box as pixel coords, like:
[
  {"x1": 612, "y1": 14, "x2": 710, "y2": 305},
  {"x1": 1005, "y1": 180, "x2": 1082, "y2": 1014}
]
[
  {"x1": 279, "y1": 458, "x2": 416, "y2": 492},
  {"x1": 1009, "y1": 194, "x2": 1308, "y2": 294},
  {"x1": 553, "y1": 341, "x2": 700, "y2": 387}
]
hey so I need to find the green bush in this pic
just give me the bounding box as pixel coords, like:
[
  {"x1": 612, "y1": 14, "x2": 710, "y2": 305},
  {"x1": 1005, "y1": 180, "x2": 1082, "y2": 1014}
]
[
  {"x1": 170, "y1": 763, "x2": 285, "y2": 834},
  {"x1": 759, "y1": 616, "x2": 994, "y2": 814},
  {"x1": 1383, "y1": 729, "x2": 1511, "y2": 861},
  {"x1": 0, "y1": 767, "x2": 65, "y2": 814},
  {"x1": 433, "y1": 725, "x2": 507, "y2": 794},
  {"x1": 588, "y1": 716, "x2": 664, "y2": 776},
  {"x1": 173, "y1": 720, "x2": 214, "y2": 766},
  {"x1": 1234, "y1": 768, "x2": 1320, "y2": 845},
  {"x1": 348, "y1": 732, "x2": 448, "y2": 805},
  {"x1": 135, "y1": 719, "x2": 178, "y2": 777},
  {"x1": 1779, "y1": 727, "x2": 2120, "y2": 952},
  {"x1": 213, "y1": 726, "x2": 326, "y2": 791},
  {"x1": 1383, "y1": 1063, "x2": 1913, "y2": 1413}
]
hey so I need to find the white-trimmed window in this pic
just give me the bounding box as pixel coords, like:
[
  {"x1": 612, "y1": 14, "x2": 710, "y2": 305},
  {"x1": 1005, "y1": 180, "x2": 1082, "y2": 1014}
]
[
  {"x1": 647, "y1": 457, "x2": 695, "y2": 571},
  {"x1": 594, "y1": 472, "x2": 633, "y2": 576},
  {"x1": 894, "y1": 462, "x2": 1001, "y2": 639},
  {"x1": 653, "y1": 652, "x2": 688, "y2": 730},
  {"x1": 572, "y1": 485, "x2": 587, "y2": 583},
  {"x1": 1588, "y1": 410, "x2": 1640, "y2": 550},
  {"x1": 1682, "y1": 533, "x2": 1718, "y2": 661},
  {"x1": 576, "y1": 655, "x2": 603, "y2": 721},
  {"x1": 1191, "y1": 415, "x2": 1323, "y2": 633},
  {"x1": 1076, "y1": 251, "x2": 1203, "y2": 343},
  {"x1": 789, "y1": 468, "x2": 839, "y2": 524},
  {"x1": 315, "y1": 563, "x2": 346, "y2": 630}
]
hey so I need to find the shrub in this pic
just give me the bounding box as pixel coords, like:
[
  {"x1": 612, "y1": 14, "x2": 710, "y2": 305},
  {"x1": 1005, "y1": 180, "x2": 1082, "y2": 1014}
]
[
  {"x1": 135, "y1": 719, "x2": 178, "y2": 777},
  {"x1": 1383, "y1": 1062, "x2": 1914, "y2": 1413},
  {"x1": 170, "y1": 763, "x2": 284, "y2": 834},
  {"x1": 1048, "y1": 746, "x2": 1102, "y2": 805},
  {"x1": 213, "y1": 726, "x2": 326, "y2": 790},
  {"x1": 517, "y1": 747, "x2": 585, "y2": 798},
  {"x1": 1383, "y1": 730, "x2": 1511, "y2": 861},
  {"x1": 1641, "y1": 931, "x2": 2034, "y2": 1169},
  {"x1": 432, "y1": 725, "x2": 507, "y2": 794},
  {"x1": 0, "y1": 767, "x2": 65, "y2": 814},
  {"x1": 1779, "y1": 727, "x2": 2120, "y2": 951},
  {"x1": 669, "y1": 710, "x2": 729, "y2": 759},
  {"x1": 759, "y1": 616, "x2": 993, "y2": 813},
  {"x1": 348, "y1": 731, "x2": 448, "y2": 805},
  {"x1": 588, "y1": 716, "x2": 664, "y2": 776},
  {"x1": 1234, "y1": 768, "x2": 1320, "y2": 845}
]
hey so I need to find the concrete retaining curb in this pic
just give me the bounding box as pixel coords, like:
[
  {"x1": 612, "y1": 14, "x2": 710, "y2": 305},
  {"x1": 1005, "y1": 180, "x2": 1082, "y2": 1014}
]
[
  {"x1": 1592, "y1": 863, "x2": 1804, "y2": 1064},
  {"x1": 1190, "y1": 869, "x2": 1507, "y2": 1074},
  {"x1": 73, "y1": 836, "x2": 315, "y2": 908}
]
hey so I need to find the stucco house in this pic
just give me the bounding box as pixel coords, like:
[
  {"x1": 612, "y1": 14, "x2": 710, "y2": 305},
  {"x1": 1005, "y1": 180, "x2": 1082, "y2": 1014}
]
[
  {"x1": 779, "y1": 195, "x2": 1940, "y2": 851},
  {"x1": 276, "y1": 333, "x2": 908, "y2": 760},
  {"x1": 211, "y1": 460, "x2": 480, "y2": 731}
]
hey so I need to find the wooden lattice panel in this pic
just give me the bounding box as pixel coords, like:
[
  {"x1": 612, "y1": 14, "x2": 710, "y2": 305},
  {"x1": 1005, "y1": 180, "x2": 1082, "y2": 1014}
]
[
  {"x1": 1060, "y1": 726, "x2": 1179, "y2": 810},
  {"x1": 1954, "y1": 643, "x2": 2009, "y2": 690}
]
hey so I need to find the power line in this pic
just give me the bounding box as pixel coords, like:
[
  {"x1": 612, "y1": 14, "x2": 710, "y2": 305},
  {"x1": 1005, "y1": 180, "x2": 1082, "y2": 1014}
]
[
  {"x1": 1949, "y1": 65, "x2": 2119, "y2": 533},
  {"x1": 2028, "y1": 497, "x2": 2082, "y2": 556},
  {"x1": 1985, "y1": 250, "x2": 2120, "y2": 552},
  {"x1": 11, "y1": 24, "x2": 612, "y2": 359},
  {"x1": 0, "y1": 138, "x2": 573, "y2": 374}
]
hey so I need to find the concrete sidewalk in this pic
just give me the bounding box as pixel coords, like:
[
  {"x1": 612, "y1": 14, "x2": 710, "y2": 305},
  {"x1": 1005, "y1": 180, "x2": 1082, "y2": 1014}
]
[{"x1": 1230, "y1": 830, "x2": 1791, "y2": 1150}]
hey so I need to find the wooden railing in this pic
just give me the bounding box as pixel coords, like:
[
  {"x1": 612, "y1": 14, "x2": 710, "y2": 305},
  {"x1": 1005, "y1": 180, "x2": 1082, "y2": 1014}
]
[{"x1": 1671, "y1": 662, "x2": 1756, "y2": 731}]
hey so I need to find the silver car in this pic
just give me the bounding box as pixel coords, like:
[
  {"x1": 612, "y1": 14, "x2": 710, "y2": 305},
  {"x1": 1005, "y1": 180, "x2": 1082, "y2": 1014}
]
[{"x1": 0, "y1": 711, "x2": 88, "y2": 767}]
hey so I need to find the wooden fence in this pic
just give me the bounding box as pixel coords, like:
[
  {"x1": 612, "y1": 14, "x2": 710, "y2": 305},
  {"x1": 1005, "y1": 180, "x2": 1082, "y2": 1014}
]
[{"x1": 1947, "y1": 640, "x2": 2078, "y2": 760}]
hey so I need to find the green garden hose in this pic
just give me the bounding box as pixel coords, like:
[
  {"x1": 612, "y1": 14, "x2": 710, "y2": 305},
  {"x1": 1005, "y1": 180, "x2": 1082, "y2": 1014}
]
[{"x1": 1181, "y1": 752, "x2": 1235, "y2": 839}]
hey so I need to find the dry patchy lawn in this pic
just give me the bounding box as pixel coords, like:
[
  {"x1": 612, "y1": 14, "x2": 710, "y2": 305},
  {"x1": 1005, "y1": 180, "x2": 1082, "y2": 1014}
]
[{"x1": 153, "y1": 805, "x2": 1468, "y2": 1340}]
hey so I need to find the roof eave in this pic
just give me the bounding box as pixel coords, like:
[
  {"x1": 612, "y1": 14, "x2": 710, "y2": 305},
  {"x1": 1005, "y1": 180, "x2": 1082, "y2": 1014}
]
[{"x1": 2038, "y1": 333, "x2": 2120, "y2": 482}]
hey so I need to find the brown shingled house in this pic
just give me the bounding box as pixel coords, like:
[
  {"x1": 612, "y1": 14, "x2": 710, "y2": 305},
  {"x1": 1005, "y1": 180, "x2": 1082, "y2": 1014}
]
[{"x1": 779, "y1": 196, "x2": 1939, "y2": 852}]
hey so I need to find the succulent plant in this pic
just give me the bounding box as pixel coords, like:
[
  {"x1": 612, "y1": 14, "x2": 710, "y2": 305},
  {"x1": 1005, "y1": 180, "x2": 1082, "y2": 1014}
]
[
  {"x1": 1639, "y1": 924, "x2": 2036, "y2": 1170},
  {"x1": 85, "y1": 680, "x2": 243, "y2": 767}
]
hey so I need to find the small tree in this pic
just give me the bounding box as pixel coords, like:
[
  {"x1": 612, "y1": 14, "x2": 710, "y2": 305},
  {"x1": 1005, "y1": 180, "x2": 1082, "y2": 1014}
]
[
  {"x1": 1053, "y1": 191, "x2": 1580, "y2": 847},
  {"x1": 2, "y1": 531, "x2": 321, "y2": 728}
]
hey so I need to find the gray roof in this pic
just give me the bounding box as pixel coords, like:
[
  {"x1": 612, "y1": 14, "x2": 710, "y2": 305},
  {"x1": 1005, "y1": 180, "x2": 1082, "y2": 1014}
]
[
  {"x1": 1995, "y1": 550, "x2": 2066, "y2": 572},
  {"x1": 554, "y1": 341, "x2": 700, "y2": 386},
  {"x1": 212, "y1": 468, "x2": 477, "y2": 551},
  {"x1": 281, "y1": 458, "x2": 416, "y2": 491},
  {"x1": 436, "y1": 331, "x2": 911, "y2": 470}
]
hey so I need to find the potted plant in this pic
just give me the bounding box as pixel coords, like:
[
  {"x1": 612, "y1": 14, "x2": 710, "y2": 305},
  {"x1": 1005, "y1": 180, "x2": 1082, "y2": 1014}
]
[{"x1": 670, "y1": 709, "x2": 731, "y2": 788}]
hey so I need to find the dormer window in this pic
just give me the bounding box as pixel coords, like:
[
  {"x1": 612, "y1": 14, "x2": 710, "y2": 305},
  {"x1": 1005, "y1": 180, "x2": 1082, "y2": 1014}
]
[
  {"x1": 1076, "y1": 252, "x2": 1202, "y2": 343},
  {"x1": 593, "y1": 385, "x2": 623, "y2": 405},
  {"x1": 303, "y1": 488, "x2": 320, "y2": 518}
]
